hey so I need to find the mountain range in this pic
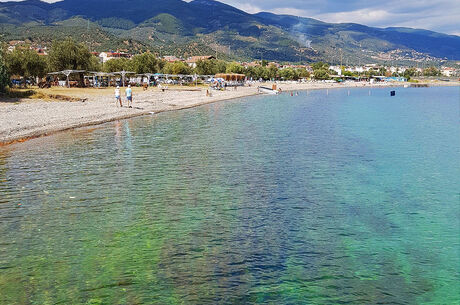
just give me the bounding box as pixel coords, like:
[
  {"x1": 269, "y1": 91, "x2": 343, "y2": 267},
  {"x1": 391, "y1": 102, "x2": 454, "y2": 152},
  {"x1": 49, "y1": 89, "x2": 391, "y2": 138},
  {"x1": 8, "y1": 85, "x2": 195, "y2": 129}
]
[{"x1": 1, "y1": 0, "x2": 459, "y2": 63}]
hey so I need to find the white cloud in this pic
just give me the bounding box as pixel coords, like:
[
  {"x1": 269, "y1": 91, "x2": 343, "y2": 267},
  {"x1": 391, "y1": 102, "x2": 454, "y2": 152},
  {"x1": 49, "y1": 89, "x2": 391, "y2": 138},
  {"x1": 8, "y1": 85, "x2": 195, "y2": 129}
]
[{"x1": 313, "y1": 8, "x2": 394, "y2": 25}]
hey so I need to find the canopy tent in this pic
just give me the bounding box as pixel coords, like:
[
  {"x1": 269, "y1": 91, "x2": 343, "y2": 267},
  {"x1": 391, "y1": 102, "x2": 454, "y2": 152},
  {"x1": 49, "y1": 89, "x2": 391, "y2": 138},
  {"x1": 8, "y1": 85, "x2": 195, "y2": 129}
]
[
  {"x1": 86, "y1": 72, "x2": 114, "y2": 87},
  {"x1": 215, "y1": 73, "x2": 246, "y2": 82},
  {"x1": 150, "y1": 73, "x2": 213, "y2": 86},
  {"x1": 112, "y1": 70, "x2": 136, "y2": 87},
  {"x1": 135, "y1": 73, "x2": 157, "y2": 86},
  {"x1": 47, "y1": 70, "x2": 86, "y2": 87}
]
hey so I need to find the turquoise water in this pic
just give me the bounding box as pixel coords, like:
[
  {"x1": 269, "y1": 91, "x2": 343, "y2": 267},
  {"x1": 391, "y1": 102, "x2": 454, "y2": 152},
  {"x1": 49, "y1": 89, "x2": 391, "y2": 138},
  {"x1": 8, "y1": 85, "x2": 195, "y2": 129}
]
[{"x1": 0, "y1": 87, "x2": 459, "y2": 304}]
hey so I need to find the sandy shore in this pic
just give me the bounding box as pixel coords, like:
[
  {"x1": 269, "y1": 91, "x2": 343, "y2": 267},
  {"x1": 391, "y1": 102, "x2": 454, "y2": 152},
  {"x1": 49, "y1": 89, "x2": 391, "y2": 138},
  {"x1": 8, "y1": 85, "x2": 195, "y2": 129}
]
[{"x1": 1, "y1": 81, "x2": 458, "y2": 145}]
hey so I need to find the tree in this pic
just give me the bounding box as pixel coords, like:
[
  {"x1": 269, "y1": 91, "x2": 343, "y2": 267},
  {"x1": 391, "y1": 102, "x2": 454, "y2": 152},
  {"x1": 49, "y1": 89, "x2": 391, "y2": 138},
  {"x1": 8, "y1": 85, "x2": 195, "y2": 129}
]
[
  {"x1": 6, "y1": 47, "x2": 47, "y2": 86},
  {"x1": 403, "y1": 68, "x2": 417, "y2": 80},
  {"x1": 279, "y1": 68, "x2": 298, "y2": 80},
  {"x1": 423, "y1": 67, "x2": 440, "y2": 76},
  {"x1": 226, "y1": 62, "x2": 244, "y2": 74},
  {"x1": 130, "y1": 52, "x2": 162, "y2": 74},
  {"x1": 103, "y1": 58, "x2": 132, "y2": 72},
  {"x1": 297, "y1": 68, "x2": 310, "y2": 79},
  {"x1": 195, "y1": 59, "x2": 226, "y2": 75},
  {"x1": 172, "y1": 61, "x2": 191, "y2": 75},
  {"x1": 48, "y1": 38, "x2": 92, "y2": 71},
  {"x1": 313, "y1": 69, "x2": 329, "y2": 80},
  {"x1": 0, "y1": 52, "x2": 9, "y2": 93},
  {"x1": 267, "y1": 65, "x2": 278, "y2": 80},
  {"x1": 312, "y1": 61, "x2": 329, "y2": 71},
  {"x1": 245, "y1": 66, "x2": 261, "y2": 80},
  {"x1": 195, "y1": 59, "x2": 215, "y2": 75},
  {"x1": 88, "y1": 56, "x2": 102, "y2": 72},
  {"x1": 215, "y1": 60, "x2": 227, "y2": 73},
  {"x1": 162, "y1": 61, "x2": 191, "y2": 75}
]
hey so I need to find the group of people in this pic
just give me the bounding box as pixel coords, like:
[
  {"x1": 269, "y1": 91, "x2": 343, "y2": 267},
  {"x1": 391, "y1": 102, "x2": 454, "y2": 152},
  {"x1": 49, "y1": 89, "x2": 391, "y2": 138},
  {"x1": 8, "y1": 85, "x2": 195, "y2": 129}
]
[{"x1": 115, "y1": 85, "x2": 133, "y2": 108}]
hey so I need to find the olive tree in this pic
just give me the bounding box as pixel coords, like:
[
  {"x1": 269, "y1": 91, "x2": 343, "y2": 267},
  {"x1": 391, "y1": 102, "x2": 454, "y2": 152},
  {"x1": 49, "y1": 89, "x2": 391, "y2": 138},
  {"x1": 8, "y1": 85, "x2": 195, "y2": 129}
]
[
  {"x1": 6, "y1": 47, "x2": 47, "y2": 86},
  {"x1": 0, "y1": 52, "x2": 9, "y2": 92},
  {"x1": 130, "y1": 52, "x2": 163, "y2": 74},
  {"x1": 48, "y1": 38, "x2": 92, "y2": 71}
]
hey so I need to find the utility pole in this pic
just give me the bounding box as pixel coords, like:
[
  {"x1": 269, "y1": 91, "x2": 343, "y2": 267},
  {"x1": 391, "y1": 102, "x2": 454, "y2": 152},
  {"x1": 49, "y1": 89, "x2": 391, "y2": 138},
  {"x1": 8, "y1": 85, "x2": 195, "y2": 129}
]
[
  {"x1": 340, "y1": 48, "x2": 343, "y2": 68},
  {"x1": 87, "y1": 19, "x2": 91, "y2": 52}
]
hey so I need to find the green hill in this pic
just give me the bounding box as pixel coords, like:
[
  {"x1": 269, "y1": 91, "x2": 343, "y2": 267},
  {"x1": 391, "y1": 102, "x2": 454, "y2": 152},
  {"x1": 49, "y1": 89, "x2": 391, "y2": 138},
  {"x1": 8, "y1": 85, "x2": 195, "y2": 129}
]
[{"x1": 0, "y1": 0, "x2": 459, "y2": 63}]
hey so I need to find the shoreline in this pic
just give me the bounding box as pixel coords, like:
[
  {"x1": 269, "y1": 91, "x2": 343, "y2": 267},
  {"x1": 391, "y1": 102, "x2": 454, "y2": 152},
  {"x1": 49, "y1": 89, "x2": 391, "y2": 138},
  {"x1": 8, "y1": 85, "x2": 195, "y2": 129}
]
[{"x1": 1, "y1": 81, "x2": 458, "y2": 146}]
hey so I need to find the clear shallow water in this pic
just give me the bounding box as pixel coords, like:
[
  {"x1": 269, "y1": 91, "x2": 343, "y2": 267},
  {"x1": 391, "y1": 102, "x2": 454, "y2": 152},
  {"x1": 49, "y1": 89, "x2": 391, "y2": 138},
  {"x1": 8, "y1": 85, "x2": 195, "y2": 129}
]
[{"x1": 0, "y1": 87, "x2": 459, "y2": 304}]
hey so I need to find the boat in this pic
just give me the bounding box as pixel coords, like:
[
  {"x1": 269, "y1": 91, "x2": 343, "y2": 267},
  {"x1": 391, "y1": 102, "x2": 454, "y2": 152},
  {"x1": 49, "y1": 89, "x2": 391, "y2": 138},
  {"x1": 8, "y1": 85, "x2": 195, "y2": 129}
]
[{"x1": 258, "y1": 86, "x2": 281, "y2": 95}]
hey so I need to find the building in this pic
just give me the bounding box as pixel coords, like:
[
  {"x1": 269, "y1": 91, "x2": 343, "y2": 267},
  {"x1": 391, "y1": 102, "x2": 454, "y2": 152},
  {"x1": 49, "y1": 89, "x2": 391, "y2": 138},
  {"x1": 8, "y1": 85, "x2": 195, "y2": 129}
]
[
  {"x1": 441, "y1": 67, "x2": 457, "y2": 77},
  {"x1": 99, "y1": 51, "x2": 131, "y2": 63},
  {"x1": 163, "y1": 56, "x2": 184, "y2": 63},
  {"x1": 329, "y1": 65, "x2": 342, "y2": 75},
  {"x1": 186, "y1": 55, "x2": 216, "y2": 68},
  {"x1": 242, "y1": 61, "x2": 261, "y2": 68}
]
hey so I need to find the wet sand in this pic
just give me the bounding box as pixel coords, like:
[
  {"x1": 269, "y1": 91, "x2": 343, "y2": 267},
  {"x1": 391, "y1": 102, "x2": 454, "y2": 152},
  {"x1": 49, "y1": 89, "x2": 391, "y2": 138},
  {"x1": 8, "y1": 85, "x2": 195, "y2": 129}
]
[{"x1": 1, "y1": 81, "x2": 457, "y2": 145}]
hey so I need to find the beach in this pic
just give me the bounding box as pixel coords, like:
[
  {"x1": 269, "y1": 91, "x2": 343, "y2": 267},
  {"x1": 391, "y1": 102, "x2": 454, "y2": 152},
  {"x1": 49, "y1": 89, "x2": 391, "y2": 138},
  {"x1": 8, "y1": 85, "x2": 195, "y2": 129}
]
[{"x1": 1, "y1": 81, "x2": 458, "y2": 145}]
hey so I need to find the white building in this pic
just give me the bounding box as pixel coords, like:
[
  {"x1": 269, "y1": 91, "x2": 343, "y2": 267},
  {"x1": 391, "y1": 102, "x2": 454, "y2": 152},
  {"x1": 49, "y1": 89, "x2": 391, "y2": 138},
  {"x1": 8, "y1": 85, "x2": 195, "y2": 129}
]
[
  {"x1": 441, "y1": 67, "x2": 457, "y2": 77},
  {"x1": 99, "y1": 52, "x2": 131, "y2": 63}
]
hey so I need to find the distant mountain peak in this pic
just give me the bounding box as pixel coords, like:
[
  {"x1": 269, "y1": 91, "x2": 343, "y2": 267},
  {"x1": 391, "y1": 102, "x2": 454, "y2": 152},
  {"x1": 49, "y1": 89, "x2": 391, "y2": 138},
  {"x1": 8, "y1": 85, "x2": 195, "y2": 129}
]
[{"x1": 0, "y1": 0, "x2": 458, "y2": 61}]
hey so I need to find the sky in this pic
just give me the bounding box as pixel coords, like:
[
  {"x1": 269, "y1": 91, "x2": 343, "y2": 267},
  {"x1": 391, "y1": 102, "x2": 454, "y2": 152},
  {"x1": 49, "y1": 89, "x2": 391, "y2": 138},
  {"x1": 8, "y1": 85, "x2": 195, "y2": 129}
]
[
  {"x1": 2, "y1": 0, "x2": 459, "y2": 35},
  {"x1": 218, "y1": 0, "x2": 460, "y2": 35}
]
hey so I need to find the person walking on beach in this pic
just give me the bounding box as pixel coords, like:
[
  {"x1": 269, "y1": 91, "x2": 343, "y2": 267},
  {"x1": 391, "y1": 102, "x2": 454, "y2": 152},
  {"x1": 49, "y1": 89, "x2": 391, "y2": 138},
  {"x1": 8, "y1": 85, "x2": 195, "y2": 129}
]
[
  {"x1": 115, "y1": 86, "x2": 122, "y2": 107},
  {"x1": 125, "y1": 85, "x2": 133, "y2": 108}
]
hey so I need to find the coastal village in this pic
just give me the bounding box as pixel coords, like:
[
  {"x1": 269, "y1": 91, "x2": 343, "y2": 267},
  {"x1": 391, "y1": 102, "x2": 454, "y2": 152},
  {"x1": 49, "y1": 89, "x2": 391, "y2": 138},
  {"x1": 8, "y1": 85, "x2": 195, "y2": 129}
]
[
  {"x1": 3, "y1": 40, "x2": 459, "y2": 90},
  {"x1": 1, "y1": 39, "x2": 459, "y2": 145}
]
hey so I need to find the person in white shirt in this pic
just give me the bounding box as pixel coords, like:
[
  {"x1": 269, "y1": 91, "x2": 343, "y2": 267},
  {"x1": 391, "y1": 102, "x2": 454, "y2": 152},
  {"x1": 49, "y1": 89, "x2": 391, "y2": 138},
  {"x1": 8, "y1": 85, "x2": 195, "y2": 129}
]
[{"x1": 115, "y1": 86, "x2": 122, "y2": 107}]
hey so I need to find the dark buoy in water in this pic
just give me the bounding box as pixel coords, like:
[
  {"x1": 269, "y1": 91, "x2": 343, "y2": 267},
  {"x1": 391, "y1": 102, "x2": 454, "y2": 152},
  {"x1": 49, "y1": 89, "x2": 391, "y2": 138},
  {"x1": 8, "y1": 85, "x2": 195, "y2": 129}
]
[{"x1": 390, "y1": 91, "x2": 396, "y2": 96}]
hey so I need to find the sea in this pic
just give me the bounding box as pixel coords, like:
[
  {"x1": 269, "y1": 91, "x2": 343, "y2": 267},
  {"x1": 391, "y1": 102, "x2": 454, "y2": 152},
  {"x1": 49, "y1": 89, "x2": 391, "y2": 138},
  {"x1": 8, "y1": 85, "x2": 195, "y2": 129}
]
[{"x1": 0, "y1": 86, "x2": 459, "y2": 304}]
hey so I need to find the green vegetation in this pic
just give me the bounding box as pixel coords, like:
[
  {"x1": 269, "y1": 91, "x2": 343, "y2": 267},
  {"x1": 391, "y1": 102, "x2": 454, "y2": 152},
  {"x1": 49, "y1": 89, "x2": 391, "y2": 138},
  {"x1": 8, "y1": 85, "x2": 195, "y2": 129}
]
[
  {"x1": 162, "y1": 61, "x2": 192, "y2": 75},
  {"x1": 195, "y1": 59, "x2": 227, "y2": 75},
  {"x1": 423, "y1": 67, "x2": 441, "y2": 76},
  {"x1": 130, "y1": 52, "x2": 164, "y2": 74},
  {"x1": 0, "y1": 51, "x2": 10, "y2": 92},
  {"x1": 312, "y1": 62, "x2": 330, "y2": 80},
  {"x1": 7, "y1": 38, "x2": 413, "y2": 85},
  {"x1": 103, "y1": 58, "x2": 131, "y2": 73},
  {"x1": 6, "y1": 47, "x2": 47, "y2": 82},
  {"x1": 403, "y1": 68, "x2": 417, "y2": 80},
  {"x1": 226, "y1": 62, "x2": 245, "y2": 74},
  {"x1": 279, "y1": 67, "x2": 310, "y2": 80},
  {"x1": 48, "y1": 38, "x2": 94, "y2": 71}
]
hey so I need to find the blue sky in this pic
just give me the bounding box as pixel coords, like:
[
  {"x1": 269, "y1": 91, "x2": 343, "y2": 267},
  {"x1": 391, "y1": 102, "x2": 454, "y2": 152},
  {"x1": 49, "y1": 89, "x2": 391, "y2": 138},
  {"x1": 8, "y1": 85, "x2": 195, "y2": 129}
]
[{"x1": 2, "y1": 0, "x2": 459, "y2": 35}]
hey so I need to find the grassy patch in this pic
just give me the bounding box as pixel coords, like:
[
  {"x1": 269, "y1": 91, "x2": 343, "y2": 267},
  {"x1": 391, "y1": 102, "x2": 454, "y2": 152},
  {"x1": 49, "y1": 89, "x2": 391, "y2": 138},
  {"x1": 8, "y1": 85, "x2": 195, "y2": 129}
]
[{"x1": 1, "y1": 88, "x2": 80, "y2": 102}]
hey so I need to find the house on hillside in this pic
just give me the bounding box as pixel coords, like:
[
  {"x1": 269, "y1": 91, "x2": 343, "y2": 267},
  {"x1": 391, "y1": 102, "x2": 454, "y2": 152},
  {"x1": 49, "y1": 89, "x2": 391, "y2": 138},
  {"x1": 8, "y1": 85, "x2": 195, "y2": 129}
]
[
  {"x1": 32, "y1": 47, "x2": 47, "y2": 56},
  {"x1": 163, "y1": 56, "x2": 184, "y2": 63},
  {"x1": 441, "y1": 67, "x2": 457, "y2": 77},
  {"x1": 186, "y1": 55, "x2": 216, "y2": 68},
  {"x1": 99, "y1": 51, "x2": 132, "y2": 63},
  {"x1": 242, "y1": 61, "x2": 261, "y2": 68}
]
